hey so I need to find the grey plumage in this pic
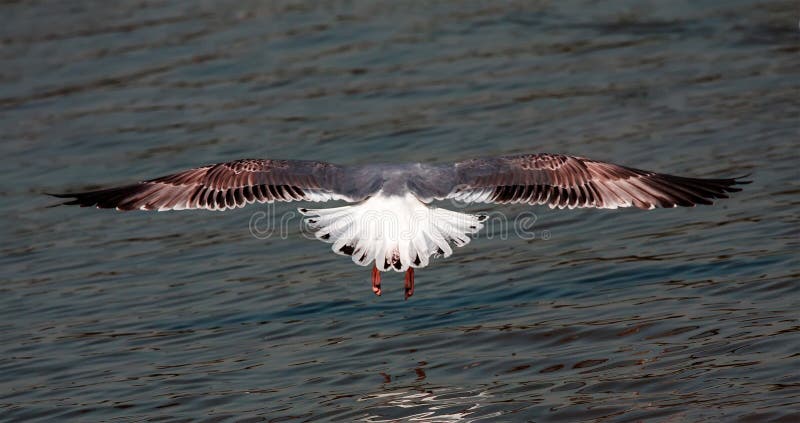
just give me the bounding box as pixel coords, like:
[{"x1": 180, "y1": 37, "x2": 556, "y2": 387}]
[
  {"x1": 50, "y1": 153, "x2": 749, "y2": 283},
  {"x1": 51, "y1": 154, "x2": 748, "y2": 211}
]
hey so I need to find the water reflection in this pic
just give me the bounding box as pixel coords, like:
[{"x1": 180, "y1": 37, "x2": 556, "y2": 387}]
[{"x1": 362, "y1": 387, "x2": 497, "y2": 422}]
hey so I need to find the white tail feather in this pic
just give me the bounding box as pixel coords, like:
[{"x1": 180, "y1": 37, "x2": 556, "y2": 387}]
[{"x1": 299, "y1": 193, "x2": 484, "y2": 271}]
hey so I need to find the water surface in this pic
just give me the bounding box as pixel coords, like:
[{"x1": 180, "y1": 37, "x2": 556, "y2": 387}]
[{"x1": 1, "y1": 1, "x2": 798, "y2": 421}]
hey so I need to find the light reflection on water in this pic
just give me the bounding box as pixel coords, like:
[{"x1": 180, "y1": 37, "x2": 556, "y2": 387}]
[{"x1": 361, "y1": 388, "x2": 498, "y2": 422}]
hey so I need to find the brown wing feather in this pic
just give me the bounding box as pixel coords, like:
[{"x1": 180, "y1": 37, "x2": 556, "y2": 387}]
[
  {"x1": 50, "y1": 159, "x2": 354, "y2": 211},
  {"x1": 449, "y1": 154, "x2": 749, "y2": 210}
]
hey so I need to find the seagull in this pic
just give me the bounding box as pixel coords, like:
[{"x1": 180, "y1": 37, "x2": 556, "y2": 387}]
[{"x1": 51, "y1": 153, "x2": 748, "y2": 299}]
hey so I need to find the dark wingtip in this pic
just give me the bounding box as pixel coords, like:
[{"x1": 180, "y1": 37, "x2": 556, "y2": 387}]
[
  {"x1": 45, "y1": 193, "x2": 67, "y2": 208},
  {"x1": 43, "y1": 184, "x2": 148, "y2": 210},
  {"x1": 45, "y1": 192, "x2": 79, "y2": 207},
  {"x1": 721, "y1": 174, "x2": 752, "y2": 193},
  {"x1": 46, "y1": 192, "x2": 73, "y2": 198},
  {"x1": 732, "y1": 173, "x2": 753, "y2": 185},
  {"x1": 45, "y1": 191, "x2": 91, "y2": 207}
]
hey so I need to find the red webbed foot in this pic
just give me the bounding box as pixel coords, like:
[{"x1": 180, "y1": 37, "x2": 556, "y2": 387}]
[
  {"x1": 371, "y1": 265, "x2": 382, "y2": 296},
  {"x1": 404, "y1": 267, "x2": 415, "y2": 300}
]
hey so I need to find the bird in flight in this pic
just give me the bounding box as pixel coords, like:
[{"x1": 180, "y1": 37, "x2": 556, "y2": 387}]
[{"x1": 51, "y1": 153, "x2": 747, "y2": 299}]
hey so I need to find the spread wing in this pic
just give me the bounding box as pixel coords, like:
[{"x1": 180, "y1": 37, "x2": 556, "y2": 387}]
[
  {"x1": 50, "y1": 159, "x2": 378, "y2": 211},
  {"x1": 417, "y1": 153, "x2": 748, "y2": 210}
]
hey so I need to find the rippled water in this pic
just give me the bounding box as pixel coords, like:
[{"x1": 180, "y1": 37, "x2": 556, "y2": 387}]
[{"x1": 2, "y1": 1, "x2": 799, "y2": 421}]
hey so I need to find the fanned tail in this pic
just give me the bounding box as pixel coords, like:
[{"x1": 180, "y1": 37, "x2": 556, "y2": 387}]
[{"x1": 299, "y1": 193, "x2": 485, "y2": 271}]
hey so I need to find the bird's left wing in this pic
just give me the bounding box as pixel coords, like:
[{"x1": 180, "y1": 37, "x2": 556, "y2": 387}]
[{"x1": 51, "y1": 158, "x2": 376, "y2": 211}]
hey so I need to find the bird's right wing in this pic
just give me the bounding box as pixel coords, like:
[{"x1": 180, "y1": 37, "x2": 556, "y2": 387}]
[{"x1": 412, "y1": 153, "x2": 748, "y2": 210}]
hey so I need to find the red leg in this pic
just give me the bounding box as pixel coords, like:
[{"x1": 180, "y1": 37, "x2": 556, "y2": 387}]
[
  {"x1": 404, "y1": 267, "x2": 415, "y2": 300},
  {"x1": 372, "y1": 265, "x2": 381, "y2": 296}
]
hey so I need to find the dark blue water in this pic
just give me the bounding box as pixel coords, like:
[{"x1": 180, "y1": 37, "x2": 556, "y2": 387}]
[{"x1": 1, "y1": 1, "x2": 798, "y2": 421}]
